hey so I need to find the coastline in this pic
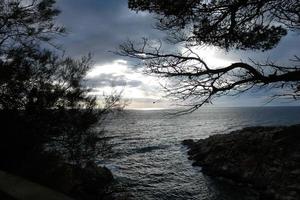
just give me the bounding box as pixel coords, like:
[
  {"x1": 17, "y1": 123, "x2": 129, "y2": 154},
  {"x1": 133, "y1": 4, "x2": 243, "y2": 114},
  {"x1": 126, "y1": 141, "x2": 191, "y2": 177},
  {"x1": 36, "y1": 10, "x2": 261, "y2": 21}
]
[{"x1": 183, "y1": 124, "x2": 300, "y2": 200}]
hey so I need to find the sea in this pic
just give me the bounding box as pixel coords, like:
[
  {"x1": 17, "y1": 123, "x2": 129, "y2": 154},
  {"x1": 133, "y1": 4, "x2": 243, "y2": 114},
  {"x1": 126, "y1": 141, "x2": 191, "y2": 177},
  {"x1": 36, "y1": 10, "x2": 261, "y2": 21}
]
[{"x1": 99, "y1": 107, "x2": 300, "y2": 200}]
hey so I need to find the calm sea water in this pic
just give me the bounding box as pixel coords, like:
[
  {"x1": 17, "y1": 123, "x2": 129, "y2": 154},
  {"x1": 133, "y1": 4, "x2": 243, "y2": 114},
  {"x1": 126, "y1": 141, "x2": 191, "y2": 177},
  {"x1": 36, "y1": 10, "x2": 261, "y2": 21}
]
[{"x1": 99, "y1": 107, "x2": 300, "y2": 200}]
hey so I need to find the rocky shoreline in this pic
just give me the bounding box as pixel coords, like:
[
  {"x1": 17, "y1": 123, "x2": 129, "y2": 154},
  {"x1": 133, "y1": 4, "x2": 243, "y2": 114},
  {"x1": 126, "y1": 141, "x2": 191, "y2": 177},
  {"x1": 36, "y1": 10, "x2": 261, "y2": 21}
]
[{"x1": 183, "y1": 124, "x2": 300, "y2": 200}]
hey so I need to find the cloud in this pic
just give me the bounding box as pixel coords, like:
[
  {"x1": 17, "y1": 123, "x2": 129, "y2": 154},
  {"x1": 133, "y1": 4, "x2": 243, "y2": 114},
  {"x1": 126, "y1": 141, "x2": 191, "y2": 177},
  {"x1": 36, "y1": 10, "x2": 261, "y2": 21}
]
[
  {"x1": 54, "y1": 0, "x2": 300, "y2": 108},
  {"x1": 85, "y1": 73, "x2": 142, "y2": 88},
  {"x1": 55, "y1": 0, "x2": 299, "y2": 68},
  {"x1": 214, "y1": 32, "x2": 300, "y2": 65},
  {"x1": 56, "y1": 0, "x2": 165, "y2": 64}
]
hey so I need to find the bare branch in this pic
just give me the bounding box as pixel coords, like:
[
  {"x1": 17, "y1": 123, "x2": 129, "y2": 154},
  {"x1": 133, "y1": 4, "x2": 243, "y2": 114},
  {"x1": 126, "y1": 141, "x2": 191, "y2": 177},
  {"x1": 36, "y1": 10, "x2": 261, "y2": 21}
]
[{"x1": 118, "y1": 39, "x2": 300, "y2": 111}]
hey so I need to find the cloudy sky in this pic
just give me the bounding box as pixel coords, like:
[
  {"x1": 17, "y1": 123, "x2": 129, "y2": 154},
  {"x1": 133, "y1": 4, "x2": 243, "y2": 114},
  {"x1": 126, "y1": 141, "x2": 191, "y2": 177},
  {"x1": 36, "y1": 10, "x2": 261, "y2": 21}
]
[{"x1": 55, "y1": 0, "x2": 300, "y2": 109}]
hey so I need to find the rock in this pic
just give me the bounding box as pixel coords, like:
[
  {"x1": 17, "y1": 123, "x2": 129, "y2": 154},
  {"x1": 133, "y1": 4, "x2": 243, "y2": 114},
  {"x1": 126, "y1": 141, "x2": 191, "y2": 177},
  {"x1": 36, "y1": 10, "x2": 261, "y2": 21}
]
[
  {"x1": 182, "y1": 139, "x2": 195, "y2": 148},
  {"x1": 71, "y1": 162, "x2": 114, "y2": 200},
  {"x1": 83, "y1": 162, "x2": 113, "y2": 187},
  {"x1": 185, "y1": 124, "x2": 300, "y2": 200}
]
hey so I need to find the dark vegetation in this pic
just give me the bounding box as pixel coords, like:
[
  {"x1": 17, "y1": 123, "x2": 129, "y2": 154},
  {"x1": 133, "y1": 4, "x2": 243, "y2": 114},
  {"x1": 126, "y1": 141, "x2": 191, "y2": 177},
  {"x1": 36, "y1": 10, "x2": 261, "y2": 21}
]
[
  {"x1": 183, "y1": 124, "x2": 300, "y2": 200},
  {"x1": 0, "y1": 0, "x2": 121, "y2": 199},
  {"x1": 121, "y1": 0, "x2": 300, "y2": 114}
]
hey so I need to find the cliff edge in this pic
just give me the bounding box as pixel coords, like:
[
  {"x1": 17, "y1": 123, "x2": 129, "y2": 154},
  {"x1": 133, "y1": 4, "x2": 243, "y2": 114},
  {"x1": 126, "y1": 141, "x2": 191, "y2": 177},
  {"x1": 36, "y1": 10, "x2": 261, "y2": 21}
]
[{"x1": 183, "y1": 124, "x2": 300, "y2": 200}]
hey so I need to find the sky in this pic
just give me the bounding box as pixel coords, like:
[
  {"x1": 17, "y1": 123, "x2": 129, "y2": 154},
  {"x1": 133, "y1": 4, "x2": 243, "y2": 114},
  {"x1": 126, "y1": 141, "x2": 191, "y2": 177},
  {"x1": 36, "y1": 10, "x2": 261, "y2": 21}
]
[{"x1": 55, "y1": 0, "x2": 300, "y2": 109}]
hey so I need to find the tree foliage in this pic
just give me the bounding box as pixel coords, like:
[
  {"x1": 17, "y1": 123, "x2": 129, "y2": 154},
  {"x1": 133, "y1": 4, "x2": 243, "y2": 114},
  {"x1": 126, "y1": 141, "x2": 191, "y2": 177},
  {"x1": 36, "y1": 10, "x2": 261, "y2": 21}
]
[
  {"x1": 0, "y1": 0, "x2": 122, "y2": 173},
  {"x1": 129, "y1": 0, "x2": 299, "y2": 50},
  {"x1": 121, "y1": 0, "x2": 300, "y2": 113}
]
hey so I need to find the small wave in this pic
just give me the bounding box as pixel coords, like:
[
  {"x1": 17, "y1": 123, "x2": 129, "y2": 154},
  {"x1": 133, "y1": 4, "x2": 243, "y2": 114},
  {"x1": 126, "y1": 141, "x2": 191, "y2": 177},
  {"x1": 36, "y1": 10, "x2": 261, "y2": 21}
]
[
  {"x1": 135, "y1": 145, "x2": 168, "y2": 154},
  {"x1": 121, "y1": 137, "x2": 148, "y2": 141}
]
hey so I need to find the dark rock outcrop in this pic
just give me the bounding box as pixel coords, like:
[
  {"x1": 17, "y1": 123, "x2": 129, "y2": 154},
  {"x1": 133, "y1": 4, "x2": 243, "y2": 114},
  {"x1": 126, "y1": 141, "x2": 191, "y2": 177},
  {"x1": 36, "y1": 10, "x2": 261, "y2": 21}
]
[
  {"x1": 183, "y1": 124, "x2": 300, "y2": 200},
  {"x1": 71, "y1": 162, "x2": 114, "y2": 200}
]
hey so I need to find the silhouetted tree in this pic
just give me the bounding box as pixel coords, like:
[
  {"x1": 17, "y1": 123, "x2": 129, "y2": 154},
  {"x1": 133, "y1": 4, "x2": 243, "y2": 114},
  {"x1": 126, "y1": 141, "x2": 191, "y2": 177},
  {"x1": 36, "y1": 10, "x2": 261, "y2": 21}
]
[
  {"x1": 120, "y1": 0, "x2": 300, "y2": 113},
  {"x1": 0, "y1": 0, "x2": 122, "y2": 173},
  {"x1": 0, "y1": 0, "x2": 64, "y2": 109}
]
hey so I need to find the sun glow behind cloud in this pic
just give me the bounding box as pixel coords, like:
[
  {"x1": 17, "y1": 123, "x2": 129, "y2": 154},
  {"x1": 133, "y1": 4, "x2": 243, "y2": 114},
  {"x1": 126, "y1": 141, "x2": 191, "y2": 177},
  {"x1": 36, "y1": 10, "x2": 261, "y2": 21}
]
[
  {"x1": 84, "y1": 45, "x2": 239, "y2": 109},
  {"x1": 186, "y1": 46, "x2": 234, "y2": 68},
  {"x1": 84, "y1": 44, "x2": 299, "y2": 109},
  {"x1": 86, "y1": 60, "x2": 129, "y2": 78},
  {"x1": 85, "y1": 59, "x2": 171, "y2": 109}
]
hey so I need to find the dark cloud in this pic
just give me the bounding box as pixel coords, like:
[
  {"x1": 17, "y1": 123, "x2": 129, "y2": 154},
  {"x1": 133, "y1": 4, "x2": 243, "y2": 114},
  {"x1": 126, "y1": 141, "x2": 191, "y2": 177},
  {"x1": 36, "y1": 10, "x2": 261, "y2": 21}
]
[
  {"x1": 55, "y1": 1, "x2": 299, "y2": 66},
  {"x1": 56, "y1": 0, "x2": 164, "y2": 64},
  {"x1": 85, "y1": 73, "x2": 142, "y2": 88}
]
